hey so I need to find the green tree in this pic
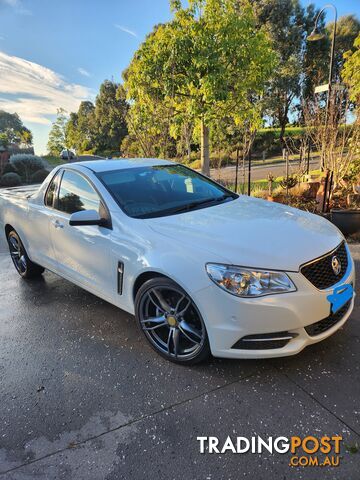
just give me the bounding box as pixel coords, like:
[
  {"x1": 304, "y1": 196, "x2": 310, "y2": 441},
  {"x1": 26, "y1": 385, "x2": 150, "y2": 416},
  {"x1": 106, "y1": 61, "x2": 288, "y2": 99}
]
[
  {"x1": 0, "y1": 110, "x2": 33, "y2": 146},
  {"x1": 65, "y1": 112, "x2": 79, "y2": 151},
  {"x1": 122, "y1": 92, "x2": 177, "y2": 158},
  {"x1": 77, "y1": 101, "x2": 96, "y2": 152},
  {"x1": 0, "y1": 132, "x2": 9, "y2": 149},
  {"x1": 303, "y1": 13, "x2": 360, "y2": 102},
  {"x1": 47, "y1": 108, "x2": 68, "y2": 156},
  {"x1": 124, "y1": 0, "x2": 275, "y2": 175},
  {"x1": 342, "y1": 32, "x2": 360, "y2": 103},
  {"x1": 253, "y1": 0, "x2": 311, "y2": 148},
  {"x1": 327, "y1": 15, "x2": 360, "y2": 82},
  {"x1": 95, "y1": 81, "x2": 128, "y2": 153}
]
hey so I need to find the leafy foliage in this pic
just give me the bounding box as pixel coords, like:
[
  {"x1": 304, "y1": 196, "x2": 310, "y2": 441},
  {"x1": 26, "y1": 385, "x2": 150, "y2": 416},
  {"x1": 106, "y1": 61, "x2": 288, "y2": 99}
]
[
  {"x1": 0, "y1": 172, "x2": 22, "y2": 187},
  {"x1": 29, "y1": 169, "x2": 50, "y2": 184},
  {"x1": 64, "y1": 81, "x2": 128, "y2": 156},
  {"x1": 47, "y1": 108, "x2": 68, "y2": 155},
  {"x1": 10, "y1": 154, "x2": 44, "y2": 182},
  {"x1": 254, "y1": 0, "x2": 305, "y2": 144},
  {"x1": 0, "y1": 111, "x2": 33, "y2": 146},
  {"x1": 95, "y1": 81, "x2": 128, "y2": 152},
  {"x1": 327, "y1": 15, "x2": 360, "y2": 82},
  {"x1": 124, "y1": 0, "x2": 276, "y2": 173},
  {"x1": 342, "y1": 32, "x2": 360, "y2": 103},
  {"x1": 1, "y1": 162, "x2": 18, "y2": 175}
]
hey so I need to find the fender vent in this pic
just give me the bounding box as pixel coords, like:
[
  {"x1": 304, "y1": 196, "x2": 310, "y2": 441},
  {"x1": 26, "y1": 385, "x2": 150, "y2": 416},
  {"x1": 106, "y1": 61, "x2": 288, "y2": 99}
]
[{"x1": 117, "y1": 262, "x2": 124, "y2": 295}]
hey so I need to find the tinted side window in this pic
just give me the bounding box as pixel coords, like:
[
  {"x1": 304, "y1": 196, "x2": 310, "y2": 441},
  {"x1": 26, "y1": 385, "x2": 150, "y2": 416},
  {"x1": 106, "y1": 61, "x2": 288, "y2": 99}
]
[
  {"x1": 45, "y1": 172, "x2": 60, "y2": 207},
  {"x1": 57, "y1": 170, "x2": 101, "y2": 215}
]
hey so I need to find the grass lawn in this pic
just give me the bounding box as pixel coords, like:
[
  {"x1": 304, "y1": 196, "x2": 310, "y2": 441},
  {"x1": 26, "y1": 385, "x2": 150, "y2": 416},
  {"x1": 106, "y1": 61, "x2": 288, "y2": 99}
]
[{"x1": 41, "y1": 155, "x2": 65, "y2": 166}]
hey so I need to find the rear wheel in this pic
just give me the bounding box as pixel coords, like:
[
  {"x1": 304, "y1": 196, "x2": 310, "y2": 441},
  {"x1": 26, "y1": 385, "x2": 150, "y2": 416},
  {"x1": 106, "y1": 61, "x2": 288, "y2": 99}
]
[
  {"x1": 135, "y1": 277, "x2": 210, "y2": 364},
  {"x1": 7, "y1": 230, "x2": 44, "y2": 279}
]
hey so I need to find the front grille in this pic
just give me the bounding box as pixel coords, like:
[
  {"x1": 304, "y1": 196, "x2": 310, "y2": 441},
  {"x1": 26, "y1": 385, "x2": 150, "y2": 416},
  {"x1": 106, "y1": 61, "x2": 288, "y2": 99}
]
[
  {"x1": 305, "y1": 300, "x2": 351, "y2": 336},
  {"x1": 232, "y1": 332, "x2": 293, "y2": 350},
  {"x1": 300, "y1": 242, "x2": 348, "y2": 290}
]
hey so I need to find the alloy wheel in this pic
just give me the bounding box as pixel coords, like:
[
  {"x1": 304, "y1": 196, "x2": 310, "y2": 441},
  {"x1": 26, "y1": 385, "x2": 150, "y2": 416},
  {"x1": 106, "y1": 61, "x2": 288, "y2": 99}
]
[
  {"x1": 139, "y1": 285, "x2": 206, "y2": 360},
  {"x1": 8, "y1": 234, "x2": 27, "y2": 274}
]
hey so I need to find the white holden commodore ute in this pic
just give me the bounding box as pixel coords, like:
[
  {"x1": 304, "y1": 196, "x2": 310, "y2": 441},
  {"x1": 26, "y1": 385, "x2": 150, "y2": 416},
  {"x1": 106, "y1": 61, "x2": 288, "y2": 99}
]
[{"x1": 0, "y1": 159, "x2": 355, "y2": 364}]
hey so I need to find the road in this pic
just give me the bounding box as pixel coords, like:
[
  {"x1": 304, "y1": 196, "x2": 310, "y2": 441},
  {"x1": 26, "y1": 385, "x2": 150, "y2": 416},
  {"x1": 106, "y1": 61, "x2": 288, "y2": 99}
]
[
  {"x1": 210, "y1": 158, "x2": 320, "y2": 183},
  {"x1": 0, "y1": 230, "x2": 359, "y2": 479},
  {"x1": 43, "y1": 155, "x2": 320, "y2": 184}
]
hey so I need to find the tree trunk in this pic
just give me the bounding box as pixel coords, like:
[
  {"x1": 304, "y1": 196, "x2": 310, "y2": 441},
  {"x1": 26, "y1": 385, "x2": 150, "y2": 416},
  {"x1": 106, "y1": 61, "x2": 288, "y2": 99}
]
[
  {"x1": 279, "y1": 120, "x2": 286, "y2": 151},
  {"x1": 279, "y1": 101, "x2": 289, "y2": 151},
  {"x1": 200, "y1": 118, "x2": 210, "y2": 176}
]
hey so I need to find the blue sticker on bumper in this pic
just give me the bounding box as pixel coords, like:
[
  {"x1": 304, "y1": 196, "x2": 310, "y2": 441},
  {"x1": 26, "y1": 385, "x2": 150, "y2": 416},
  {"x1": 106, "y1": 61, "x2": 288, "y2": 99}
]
[{"x1": 327, "y1": 284, "x2": 353, "y2": 314}]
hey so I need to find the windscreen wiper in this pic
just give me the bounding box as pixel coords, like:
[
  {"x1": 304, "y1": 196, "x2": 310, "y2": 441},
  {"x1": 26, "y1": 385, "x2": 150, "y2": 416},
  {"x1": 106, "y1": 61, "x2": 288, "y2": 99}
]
[{"x1": 171, "y1": 194, "x2": 234, "y2": 214}]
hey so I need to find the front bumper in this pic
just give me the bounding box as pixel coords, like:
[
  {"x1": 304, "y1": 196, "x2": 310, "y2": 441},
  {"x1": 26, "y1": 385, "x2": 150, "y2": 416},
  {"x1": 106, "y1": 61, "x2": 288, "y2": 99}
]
[{"x1": 193, "y1": 251, "x2": 356, "y2": 359}]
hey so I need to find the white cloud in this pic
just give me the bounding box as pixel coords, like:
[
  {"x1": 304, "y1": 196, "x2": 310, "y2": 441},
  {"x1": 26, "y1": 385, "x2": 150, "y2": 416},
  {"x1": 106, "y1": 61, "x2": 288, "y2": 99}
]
[
  {"x1": 114, "y1": 24, "x2": 138, "y2": 38},
  {"x1": 1, "y1": 0, "x2": 32, "y2": 15},
  {"x1": 0, "y1": 51, "x2": 93, "y2": 124},
  {"x1": 1, "y1": 0, "x2": 17, "y2": 6},
  {"x1": 77, "y1": 67, "x2": 91, "y2": 77}
]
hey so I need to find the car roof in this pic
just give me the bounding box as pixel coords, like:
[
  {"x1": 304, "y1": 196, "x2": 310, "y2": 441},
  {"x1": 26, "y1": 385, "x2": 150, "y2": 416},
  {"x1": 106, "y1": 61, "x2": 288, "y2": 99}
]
[{"x1": 69, "y1": 158, "x2": 174, "y2": 173}]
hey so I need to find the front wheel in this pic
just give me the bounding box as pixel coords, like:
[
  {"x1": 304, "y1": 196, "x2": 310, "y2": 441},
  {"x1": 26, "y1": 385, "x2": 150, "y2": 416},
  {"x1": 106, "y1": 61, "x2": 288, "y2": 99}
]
[
  {"x1": 135, "y1": 277, "x2": 210, "y2": 364},
  {"x1": 7, "y1": 230, "x2": 44, "y2": 279}
]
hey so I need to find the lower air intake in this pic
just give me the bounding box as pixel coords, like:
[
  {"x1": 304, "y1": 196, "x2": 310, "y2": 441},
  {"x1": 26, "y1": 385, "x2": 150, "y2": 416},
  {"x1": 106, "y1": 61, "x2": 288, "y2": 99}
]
[{"x1": 231, "y1": 331, "x2": 295, "y2": 350}]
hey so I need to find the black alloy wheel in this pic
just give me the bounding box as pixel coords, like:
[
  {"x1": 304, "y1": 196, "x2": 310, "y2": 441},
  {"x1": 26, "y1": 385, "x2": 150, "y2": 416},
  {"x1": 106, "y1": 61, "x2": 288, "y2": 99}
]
[
  {"x1": 135, "y1": 277, "x2": 210, "y2": 364},
  {"x1": 7, "y1": 230, "x2": 44, "y2": 279}
]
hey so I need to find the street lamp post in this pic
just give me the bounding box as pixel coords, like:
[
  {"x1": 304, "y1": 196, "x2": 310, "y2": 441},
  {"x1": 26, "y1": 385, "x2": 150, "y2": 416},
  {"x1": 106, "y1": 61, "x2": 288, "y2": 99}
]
[{"x1": 307, "y1": 3, "x2": 338, "y2": 170}]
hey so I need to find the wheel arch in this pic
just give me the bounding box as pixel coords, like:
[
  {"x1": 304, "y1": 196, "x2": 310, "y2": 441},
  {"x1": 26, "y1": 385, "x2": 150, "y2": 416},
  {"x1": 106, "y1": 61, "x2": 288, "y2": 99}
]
[
  {"x1": 5, "y1": 223, "x2": 15, "y2": 237},
  {"x1": 132, "y1": 271, "x2": 171, "y2": 302}
]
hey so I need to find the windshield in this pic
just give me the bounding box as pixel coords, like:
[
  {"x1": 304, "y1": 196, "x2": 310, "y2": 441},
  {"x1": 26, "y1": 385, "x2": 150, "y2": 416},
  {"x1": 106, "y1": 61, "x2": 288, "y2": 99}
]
[{"x1": 96, "y1": 164, "x2": 237, "y2": 219}]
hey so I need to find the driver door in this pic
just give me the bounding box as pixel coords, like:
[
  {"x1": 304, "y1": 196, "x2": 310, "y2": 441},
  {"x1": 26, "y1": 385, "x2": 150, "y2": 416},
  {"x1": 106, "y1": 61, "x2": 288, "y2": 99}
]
[{"x1": 49, "y1": 168, "x2": 113, "y2": 299}]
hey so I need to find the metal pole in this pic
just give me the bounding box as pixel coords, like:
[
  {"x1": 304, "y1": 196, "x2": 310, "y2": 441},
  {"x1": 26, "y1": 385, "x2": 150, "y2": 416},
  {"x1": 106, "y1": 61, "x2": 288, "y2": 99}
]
[
  {"x1": 235, "y1": 147, "x2": 239, "y2": 193},
  {"x1": 326, "y1": 7, "x2": 337, "y2": 114},
  {"x1": 247, "y1": 151, "x2": 251, "y2": 196},
  {"x1": 285, "y1": 150, "x2": 289, "y2": 199},
  {"x1": 322, "y1": 170, "x2": 330, "y2": 213},
  {"x1": 307, "y1": 139, "x2": 310, "y2": 174},
  {"x1": 326, "y1": 170, "x2": 334, "y2": 212},
  {"x1": 309, "y1": 4, "x2": 338, "y2": 170}
]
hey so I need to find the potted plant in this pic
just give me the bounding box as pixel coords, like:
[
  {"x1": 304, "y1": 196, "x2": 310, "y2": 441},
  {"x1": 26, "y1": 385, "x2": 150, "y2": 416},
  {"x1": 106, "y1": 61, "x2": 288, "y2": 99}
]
[
  {"x1": 331, "y1": 209, "x2": 360, "y2": 235},
  {"x1": 331, "y1": 170, "x2": 360, "y2": 236}
]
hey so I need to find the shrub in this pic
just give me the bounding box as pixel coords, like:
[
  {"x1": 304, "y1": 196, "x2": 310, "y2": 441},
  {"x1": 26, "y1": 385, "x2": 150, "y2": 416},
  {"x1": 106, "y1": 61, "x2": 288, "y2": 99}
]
[
  {"x1": 1, "y1": 162, "x2": 18, "y2": 175},
  {"x1": 251, "y1": 186, "x2": 267, "y2": 198},
  {"x1": 188, "y1": 159, "x2": 201, "y2": 170},
  {"x1": 0, "y1": 172, "x2": 22, "y2": 187},
  {"x1": 30, "y1": 169, "x2": 49, "y2": 184},
  {"x1": 10, "y1": 154, "x2": 44, "y2": 182}
]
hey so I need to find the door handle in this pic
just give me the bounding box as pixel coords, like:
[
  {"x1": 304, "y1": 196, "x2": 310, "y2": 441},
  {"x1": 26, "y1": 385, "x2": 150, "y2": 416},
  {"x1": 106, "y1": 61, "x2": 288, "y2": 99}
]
[{"x1": 52, "y1": 219, "x2": 64, "y2": 229}]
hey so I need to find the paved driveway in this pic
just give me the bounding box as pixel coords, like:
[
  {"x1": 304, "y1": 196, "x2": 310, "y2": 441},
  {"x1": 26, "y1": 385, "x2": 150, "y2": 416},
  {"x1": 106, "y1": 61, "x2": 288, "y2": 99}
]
[{"x1": 0, "y1": 230, "x2": 359, "y2": 479}]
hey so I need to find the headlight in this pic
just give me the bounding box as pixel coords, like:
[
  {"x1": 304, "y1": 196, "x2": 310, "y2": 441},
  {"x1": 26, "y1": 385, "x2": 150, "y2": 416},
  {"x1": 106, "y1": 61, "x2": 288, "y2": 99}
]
[{"x1": 206, "y1": 263, "x2": 296, "y2": 297}]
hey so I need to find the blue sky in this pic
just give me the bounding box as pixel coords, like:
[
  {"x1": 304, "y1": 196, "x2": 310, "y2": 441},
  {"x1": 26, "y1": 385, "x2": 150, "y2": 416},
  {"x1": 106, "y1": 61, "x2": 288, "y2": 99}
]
[{"x1": 0, "y1": 0, "x2": 359, "y2": 154}]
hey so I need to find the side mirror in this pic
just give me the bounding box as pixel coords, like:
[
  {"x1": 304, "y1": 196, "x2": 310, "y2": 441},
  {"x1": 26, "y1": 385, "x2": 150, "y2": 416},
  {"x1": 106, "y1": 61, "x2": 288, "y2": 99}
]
[{"x1": 69, "y1": 209, "x2": 103, "y2": 227}]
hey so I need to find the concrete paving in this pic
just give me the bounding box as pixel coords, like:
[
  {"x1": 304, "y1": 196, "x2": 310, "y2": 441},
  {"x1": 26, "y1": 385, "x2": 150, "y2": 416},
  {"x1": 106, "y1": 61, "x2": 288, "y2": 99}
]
[{"x1": 0, "y1": 230, "x2": 359, "y2": 479}]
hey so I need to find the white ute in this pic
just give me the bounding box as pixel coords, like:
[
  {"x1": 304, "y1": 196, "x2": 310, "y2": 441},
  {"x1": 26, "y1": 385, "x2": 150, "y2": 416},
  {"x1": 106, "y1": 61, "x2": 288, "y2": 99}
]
[{"x1": 0, "y1": 159, "x2": 355, "y2": 364}]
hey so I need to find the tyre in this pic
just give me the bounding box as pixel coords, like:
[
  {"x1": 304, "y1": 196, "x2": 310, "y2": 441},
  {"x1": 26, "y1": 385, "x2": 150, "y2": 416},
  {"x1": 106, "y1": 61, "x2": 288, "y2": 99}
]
[
  {"x1": 135, "y1": 277, "x2": 210, "y2": 364},
  {"x1": 7, "y1": 230, "x2": 44, "y2": 279}
]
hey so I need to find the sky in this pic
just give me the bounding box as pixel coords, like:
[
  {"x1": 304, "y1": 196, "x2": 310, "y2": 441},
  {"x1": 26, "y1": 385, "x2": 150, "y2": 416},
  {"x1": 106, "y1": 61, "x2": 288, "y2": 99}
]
[{"x1": 0, "y1": 0, "x2": 359, "y2": 155}]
